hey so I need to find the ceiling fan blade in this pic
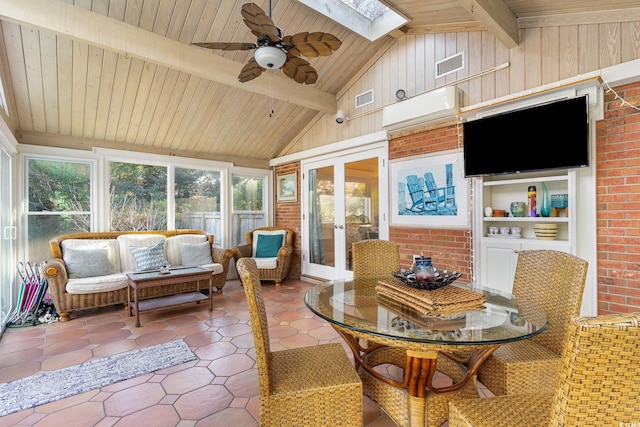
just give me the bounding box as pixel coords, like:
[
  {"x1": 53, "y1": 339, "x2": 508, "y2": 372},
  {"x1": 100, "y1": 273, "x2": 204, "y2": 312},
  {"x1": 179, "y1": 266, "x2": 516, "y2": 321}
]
[
  {"x1": 192, "y1": 42, "x2": 256, "y2": 51},
  {"x1": 282, "y1": 56, "x2": 318, "y2": 84},
  {"x1": 238, "y1": 58, "x2": 265, "y2": 83},
  {"x1": 241, "y1": 3, "x2": 281, "y2": 41},
  {"x1": 283, "y1": 32, "x2": 342, "y2": 58}
]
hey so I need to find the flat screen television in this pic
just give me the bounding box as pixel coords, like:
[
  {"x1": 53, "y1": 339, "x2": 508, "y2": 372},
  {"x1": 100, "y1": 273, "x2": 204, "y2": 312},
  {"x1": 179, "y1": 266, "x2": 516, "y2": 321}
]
[{"x1": 463, "y1": 95, "x2": 589, "y2": 177}]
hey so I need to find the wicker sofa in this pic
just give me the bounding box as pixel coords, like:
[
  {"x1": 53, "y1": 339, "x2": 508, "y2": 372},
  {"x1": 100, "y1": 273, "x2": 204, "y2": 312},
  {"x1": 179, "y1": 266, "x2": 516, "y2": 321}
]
[{"x1": 43, "y1": 229, "x2": 234, "y2": 322}]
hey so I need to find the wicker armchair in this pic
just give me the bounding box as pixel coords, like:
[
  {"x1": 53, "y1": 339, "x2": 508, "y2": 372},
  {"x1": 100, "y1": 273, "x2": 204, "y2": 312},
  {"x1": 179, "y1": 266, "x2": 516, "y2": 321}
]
[
  {"x1": 449, "y1": 312, "x2": 640, "y2": 426},
  {"x1": 235, "y1": 258, "x2": 363, "y2": 426},
  {"x1": 352, "y1": 239, "x2": 400, "y2": 277},
  {"x1": 477, "y1": 250, "x2": 588, "y2": 396},
  {"x1": 233, "y1": 227, "x2": 294, "y2": 285}
]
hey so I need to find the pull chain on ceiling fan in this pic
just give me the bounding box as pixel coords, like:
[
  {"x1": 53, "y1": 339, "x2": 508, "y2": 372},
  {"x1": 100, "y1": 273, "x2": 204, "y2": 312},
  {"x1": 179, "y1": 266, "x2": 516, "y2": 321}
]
[{"x1": 192, "y1": 2, "x2": 342, "y2": 85}]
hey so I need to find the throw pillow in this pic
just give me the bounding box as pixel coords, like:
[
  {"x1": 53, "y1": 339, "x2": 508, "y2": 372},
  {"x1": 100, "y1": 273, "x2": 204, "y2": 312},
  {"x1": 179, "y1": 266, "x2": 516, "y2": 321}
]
[
  {"x1": 255, "y1": 233, "x2": 284, "y2": 258},
  {"x1": 129, "y1": 240, "x2": 171, "y2": 271},
  {"x1": 180, "y1": 241, "x2": 214, "y2": 267},
  {"x1": 64, "y1": 248, "x2": 111, "y2": 279}
]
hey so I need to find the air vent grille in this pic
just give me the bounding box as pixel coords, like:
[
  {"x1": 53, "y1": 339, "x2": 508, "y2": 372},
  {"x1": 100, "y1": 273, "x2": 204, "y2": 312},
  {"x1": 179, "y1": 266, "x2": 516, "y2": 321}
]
[
  {"x1": 436, "y1": 52, "x2": 464, "y2": 78},
  {"x1": 356, "y1": 89, "x2": 374, "y2": 108}
]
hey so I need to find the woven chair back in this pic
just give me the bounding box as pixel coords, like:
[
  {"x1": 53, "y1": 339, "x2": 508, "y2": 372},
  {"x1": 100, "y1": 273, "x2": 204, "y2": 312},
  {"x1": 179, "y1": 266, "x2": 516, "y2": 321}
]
[
  {"x1": 245, "y1": 226, "x2": 294, "y2": 246},
  {"x1": 511, "y1": 250, "x2": 588, "y2": 354},
  {"x1": 352, "y1": 239, "x2": 400, "y2": 278},
  {"x1": 551, "y1": 312, "x2": 640, "y2": 425},
  {"x1": 236, "y1": 257, "x2": 271, "y2": 393}
]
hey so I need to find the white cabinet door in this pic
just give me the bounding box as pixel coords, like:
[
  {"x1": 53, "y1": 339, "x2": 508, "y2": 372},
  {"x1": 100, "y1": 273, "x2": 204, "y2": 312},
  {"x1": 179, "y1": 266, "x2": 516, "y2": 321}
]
[{"x1": 480, "y1": 240, "x2": 520, "y2": 294}]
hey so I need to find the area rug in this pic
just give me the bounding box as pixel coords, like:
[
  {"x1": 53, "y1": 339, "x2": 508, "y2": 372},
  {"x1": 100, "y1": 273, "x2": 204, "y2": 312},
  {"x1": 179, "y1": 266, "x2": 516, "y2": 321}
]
[{"x1": 0, "y1": 339, "x2": 197, "y2": 416}]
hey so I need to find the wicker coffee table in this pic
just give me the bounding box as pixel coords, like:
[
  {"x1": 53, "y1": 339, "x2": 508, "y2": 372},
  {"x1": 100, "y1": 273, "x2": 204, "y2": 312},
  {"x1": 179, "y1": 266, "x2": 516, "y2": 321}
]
[{"x1": 126, "y1": 267, "x2": 214, "y2": 326}]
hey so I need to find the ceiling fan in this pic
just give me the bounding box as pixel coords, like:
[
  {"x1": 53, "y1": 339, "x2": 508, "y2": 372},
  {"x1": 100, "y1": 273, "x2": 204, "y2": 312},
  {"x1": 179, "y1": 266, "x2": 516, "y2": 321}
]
[{"x1": 192, "y1": 2, "x2": 342, "y2": 84}]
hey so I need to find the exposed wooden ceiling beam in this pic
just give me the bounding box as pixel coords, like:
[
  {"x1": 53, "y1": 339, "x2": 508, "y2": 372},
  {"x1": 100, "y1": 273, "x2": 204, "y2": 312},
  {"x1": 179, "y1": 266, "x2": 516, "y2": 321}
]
[
  {"x1": 519, "y1": 8, "x2": 640, "y2": 28},
  {"x1": 0, "y1": 0, "x2": 337, "y2": 114},
  {"x1": 455, "y1": 0, "x2": 519, "y2": 48}
]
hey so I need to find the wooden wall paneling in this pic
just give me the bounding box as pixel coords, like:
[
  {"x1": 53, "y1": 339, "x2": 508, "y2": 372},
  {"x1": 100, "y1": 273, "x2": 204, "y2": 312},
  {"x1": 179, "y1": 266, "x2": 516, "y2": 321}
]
[
  {"x1": 179, "y1": 0, "x2": 209, "y2": 43},
  {"x1": 558, "y1": 25, "x2": 579, "y2": 80},
  {"x1": 414, "y1": 35, "x2": 426, "y2": 95},
  {"x1": 124, "y1": 61, "x2": 155, "y2": 143},
  {"x1": 0, "y1": 26, "x2": 19, "y2": 126},
  {"x1": 40, "y1": 32, "x2": 59, "y2": 133},
  {"x1": 434, "y1": 33, "x2": 447, "y2": 87},
  {"x1": 508, "y1": 32, "x2": 525, "y2": 96},
  {"x1": 71, "y1": 40, "x2": 89, "y2": 136},
  {"x1": 138, "y1": 0, "x2": 162, "y2": 35},
  {"x1": 540, "y1": 27, "x2": 559, "y2": 86},
  {"x1": 104, "y1": 55, "x2": 132, "y2": 141},
  {"x1": 454, "y1": 32, "x2": 469, "y2": 97},
  {"x1": 424, "y1": 33, "x2": 436, "y2": 92},
  {"x1": 93, "y1": 50, "x2": 117, "y2": 140},
  {"x1": 524, "y1": 27, "x2": 542, "y2": 90},
  {"x1": 182, "y1": 81, "x2": 219, "y2": 152},
  {"x1": 168, "y1": 76, "x2": 209, "y2": 148},
  {"x1": 145, "y1": 68, "x2": 180, "y2": 144},
  {"x1": 19, "y1": 27, "x2": 43, "y2": 132},
  {"x1": 480, "y1": 31, "x2": 496, "y2": 102},
  {"x1": 599, "y1": 23, "x2": 622, "y2": 68},
  {"x1": 494, "y1": 37, "x2": 510, "y2": 99},
  {"x1": 400, "y1": 36, "x2": 412, "y2": 97},
  {"x1": 56, "y1": 34, "x2": 73, "y2": 136},
  {"x1": 579, "y1": 24, "x2": 599, "y2": 73},
  {"x1": 134, "y1": 66, "x2": 169, "y2": 144},
  {"x1": 445, "y1": 32, "x2": 458, "y2": 85},
  {"x1": 621, "y1": 22, "x2": 640, "y2": 62},
  {"x1": 115, "y1": 58, "x2": 145, "y2": 141},
  {"x1": 84, "y1": 45, "x2": 105, "y2": 138},
  {"x1": 466, "y1": 31, "x2": 482, "y2": 105}
]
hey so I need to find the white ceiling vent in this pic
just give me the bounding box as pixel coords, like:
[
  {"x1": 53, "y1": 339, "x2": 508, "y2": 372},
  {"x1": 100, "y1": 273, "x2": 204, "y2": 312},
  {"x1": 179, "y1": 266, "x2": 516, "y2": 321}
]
[
  {"x1": 436, "y1": 52, "x2": 464, "y2": 78},
  {"x1": 356, "y1": 89, "x2": 374, "y2": 108}
]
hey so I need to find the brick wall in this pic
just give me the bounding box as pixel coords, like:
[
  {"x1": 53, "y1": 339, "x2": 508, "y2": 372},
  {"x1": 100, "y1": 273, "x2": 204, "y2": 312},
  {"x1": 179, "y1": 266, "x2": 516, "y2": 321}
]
[
  {"x1": 389, "y1": 124, "x2": 473, "y2": 283},
  {"x1": 274, "y1": 163, "x2": 301, "y2": 278},
  {"x1": 596, "y1": 81, "x2": 640, "y2": 314}
]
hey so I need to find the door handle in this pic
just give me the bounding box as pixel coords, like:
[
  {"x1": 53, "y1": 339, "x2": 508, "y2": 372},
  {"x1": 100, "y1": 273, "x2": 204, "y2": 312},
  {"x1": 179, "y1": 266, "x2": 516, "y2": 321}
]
[{"x1": 334, "y1": 224, "x2": 344, "y2": 229}]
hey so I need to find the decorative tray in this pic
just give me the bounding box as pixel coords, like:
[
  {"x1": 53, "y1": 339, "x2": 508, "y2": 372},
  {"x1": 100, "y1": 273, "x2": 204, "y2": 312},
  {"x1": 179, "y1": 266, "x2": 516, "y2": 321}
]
[{"x1": 391, "y1": 269, "x2": 462, "y2": 291}]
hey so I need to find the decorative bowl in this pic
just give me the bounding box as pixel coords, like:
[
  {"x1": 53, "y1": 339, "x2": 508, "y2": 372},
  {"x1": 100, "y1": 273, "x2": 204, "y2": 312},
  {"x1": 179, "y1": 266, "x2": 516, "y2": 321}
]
[
  {"x1": 510, "y1": 202, "x2": 526, "y2": 217},
  {"x1": 534, "y1": 223, "x2": 558, "y2": 240},
  {"x1": 391, "y1": 269, "x2": 462, "y2": 291}
]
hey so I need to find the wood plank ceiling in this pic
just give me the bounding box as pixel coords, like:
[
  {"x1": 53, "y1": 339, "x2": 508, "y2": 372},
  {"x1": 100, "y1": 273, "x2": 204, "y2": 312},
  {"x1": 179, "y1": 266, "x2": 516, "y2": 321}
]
[{"x1": 0, "y1": 0, "x2": 638, "y2": 167}]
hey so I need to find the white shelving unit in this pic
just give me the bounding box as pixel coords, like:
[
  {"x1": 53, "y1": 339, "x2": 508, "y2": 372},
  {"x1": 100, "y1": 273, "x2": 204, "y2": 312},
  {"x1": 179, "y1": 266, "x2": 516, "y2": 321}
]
[{"x1": 474, "y1": 170, "x2": 576, "y2": 293}]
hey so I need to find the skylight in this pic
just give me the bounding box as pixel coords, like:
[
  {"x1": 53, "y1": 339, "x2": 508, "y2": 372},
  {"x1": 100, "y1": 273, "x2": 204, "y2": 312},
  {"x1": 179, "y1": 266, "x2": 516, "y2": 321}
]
[
  {"x1": 298, "y1": 0, "x2": 407, "y2": 41},
  {"x1": 339, "y1": 0, "x2": 388, "y2": 20}
]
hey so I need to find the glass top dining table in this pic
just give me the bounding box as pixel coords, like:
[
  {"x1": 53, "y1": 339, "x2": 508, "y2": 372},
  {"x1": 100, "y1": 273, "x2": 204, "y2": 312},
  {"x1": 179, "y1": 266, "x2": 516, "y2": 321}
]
[{"x1": 304, "y1": 277, "x2": 548, "y2": 427}]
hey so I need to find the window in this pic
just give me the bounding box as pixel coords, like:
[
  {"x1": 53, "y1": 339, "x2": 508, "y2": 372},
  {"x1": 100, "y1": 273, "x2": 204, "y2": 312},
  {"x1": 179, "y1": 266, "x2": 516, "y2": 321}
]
[
  {"x1": 26, "y1": 158, "x2": 93, "y2": 261},
  {"x1": 109, "y1": 162, "x2": 167, "y2": 231},
  {"x1": 175, "y1": 167, "x2": 222, "y2": 247},
  {"x1": 231, "y1": 173, "x2": 266, "y2": 246}
]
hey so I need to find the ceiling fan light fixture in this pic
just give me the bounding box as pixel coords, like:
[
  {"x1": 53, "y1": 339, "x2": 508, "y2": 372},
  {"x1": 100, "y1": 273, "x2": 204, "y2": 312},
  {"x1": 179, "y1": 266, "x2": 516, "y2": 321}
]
[{"x1": 255, "y1": 46, "x2": 287, "y2": 69}]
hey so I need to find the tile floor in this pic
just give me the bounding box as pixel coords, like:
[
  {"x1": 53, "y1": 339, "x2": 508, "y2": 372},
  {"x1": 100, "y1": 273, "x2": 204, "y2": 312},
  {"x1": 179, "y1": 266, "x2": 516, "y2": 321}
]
[{"x1": 0, "y1": 277, "x2": 492, "y2": 427}]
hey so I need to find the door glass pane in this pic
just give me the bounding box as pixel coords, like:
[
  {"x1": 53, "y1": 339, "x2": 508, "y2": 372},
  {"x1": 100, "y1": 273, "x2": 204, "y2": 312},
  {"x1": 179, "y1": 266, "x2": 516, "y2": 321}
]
[
  {"x1": 27, "y1": 159, "x2": 92, "y2": 260},
  {"x1": 308, "y1": 166, "x2": 335, "y2": 267},
  {"x1": 174, "y1": 168, "x2": 222, "y2": 247},
  {"x1": 345, "y1": 158, "x2": 379, "y2": 270},
  {"x1": 110, "y1": 162, "x2": 167, "y2": 231},
  {"x1": 231, "y1": 175, "x2": 265, "y2": 246}
]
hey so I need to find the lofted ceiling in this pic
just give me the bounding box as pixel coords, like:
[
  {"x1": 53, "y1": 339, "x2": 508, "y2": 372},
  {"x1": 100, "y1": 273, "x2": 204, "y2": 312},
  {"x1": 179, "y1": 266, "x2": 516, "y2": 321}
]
[{"x1": 0, "y1": 0, "x2": 639, "y2": 168}]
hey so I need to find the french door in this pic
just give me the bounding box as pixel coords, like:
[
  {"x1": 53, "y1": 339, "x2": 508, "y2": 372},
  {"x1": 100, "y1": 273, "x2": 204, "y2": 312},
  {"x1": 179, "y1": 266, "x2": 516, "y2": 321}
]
[
  {"x1": 302, "y1": 146, "x2": 388, "y2": 279},
  {"x1": 1, "y1": 145, "x2": 15, "y2": 334}
]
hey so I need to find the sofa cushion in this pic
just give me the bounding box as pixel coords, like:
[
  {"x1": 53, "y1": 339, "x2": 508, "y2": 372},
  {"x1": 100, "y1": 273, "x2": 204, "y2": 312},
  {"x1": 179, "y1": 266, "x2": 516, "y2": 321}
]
[
  {"x1": 165, "y1": 234, "x2": 208, "y2": 266},
  {"x1": 253, "y1": 257, "x2": 278, "y2": 269},
  {"x1": 252, "y1": 230, "x2": 286, "y2": 258},
  {"x1": 180, "y1": 241, "x2": 214, "y2": 267},
  {"x1": 117, "y1": 234, "x2": 166, "y2": 271},
  {"x1": 129, "y1": 240, "x2": 172, "y2": 271},
  {"x1": 61, "y1": 239, "x2": 121, "y2": 273},
  {"x1": 63, "y1": 247, "x2": 111, "y2": 279},
  {"x1": 66, "y1": 273, "x2": 128, "y2": 294}
]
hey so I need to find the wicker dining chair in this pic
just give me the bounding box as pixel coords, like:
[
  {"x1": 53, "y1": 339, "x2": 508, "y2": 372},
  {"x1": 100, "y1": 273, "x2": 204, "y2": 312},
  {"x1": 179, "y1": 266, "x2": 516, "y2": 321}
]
[
  {"x1": 449, "y1": 312, "x2": 640, "y2": 426},
  {"x1": 352, "y1": 239, "x2": 401, "y2": 277},
  {"x1": 235, "y1": 257, "x2": 363, "y2": 427},
  {"x1": 477, "y1": 250, "x2": 588, "y2": 396}
]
